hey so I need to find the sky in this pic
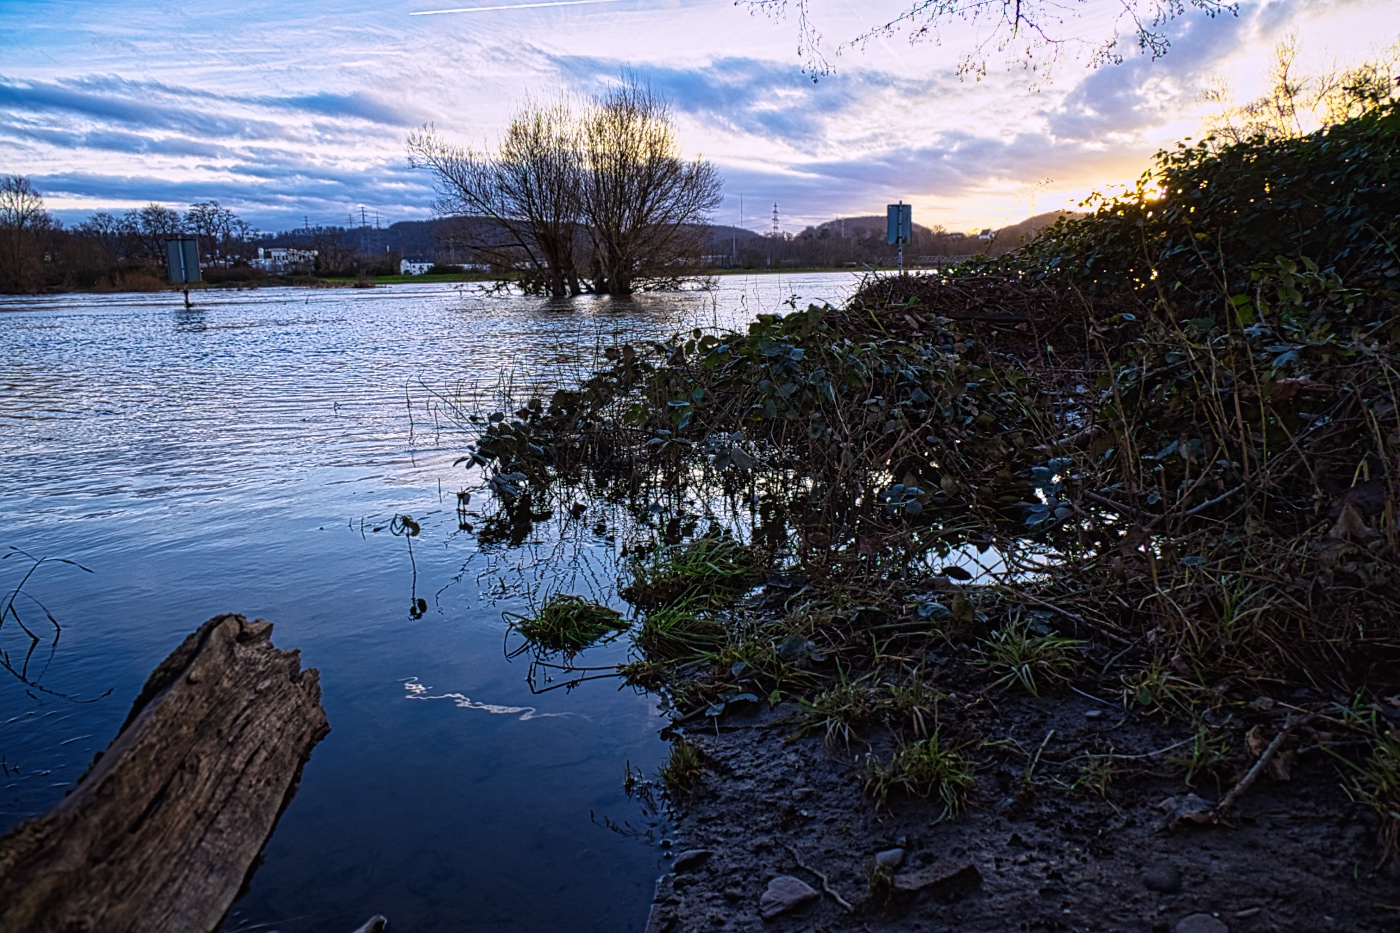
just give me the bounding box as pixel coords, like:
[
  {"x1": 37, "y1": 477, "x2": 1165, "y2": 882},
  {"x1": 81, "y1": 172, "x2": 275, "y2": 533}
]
[{"x1": 1, "y1": 0, "x2": 1397, "y2": 235}]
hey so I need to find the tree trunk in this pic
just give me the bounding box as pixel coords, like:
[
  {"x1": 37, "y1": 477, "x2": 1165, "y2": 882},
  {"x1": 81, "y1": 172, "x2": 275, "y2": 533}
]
[{"x1": 0, "y1": 614, "x2": 330, "y2": 933}]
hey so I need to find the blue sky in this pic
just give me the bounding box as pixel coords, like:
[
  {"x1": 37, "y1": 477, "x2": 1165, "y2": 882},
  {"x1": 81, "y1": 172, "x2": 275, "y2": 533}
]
[{"x1": 2, "y1": 0, "x2": 1397, "y2": 234}]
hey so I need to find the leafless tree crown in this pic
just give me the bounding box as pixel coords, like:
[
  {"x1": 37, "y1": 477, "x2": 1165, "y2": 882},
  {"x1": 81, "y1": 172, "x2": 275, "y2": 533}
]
[
  {"x1": 409, "y1": 80, "x2": 722, "y2": 297},
  {"x1": 1201, "y1": 37, "x2": 1400, "y2": 144}
]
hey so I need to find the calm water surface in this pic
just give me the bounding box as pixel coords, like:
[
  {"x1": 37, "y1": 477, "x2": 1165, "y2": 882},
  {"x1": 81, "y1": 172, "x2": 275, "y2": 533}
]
[{"x1": 0, "y1": 273, "x2": 857, "y2": 933}]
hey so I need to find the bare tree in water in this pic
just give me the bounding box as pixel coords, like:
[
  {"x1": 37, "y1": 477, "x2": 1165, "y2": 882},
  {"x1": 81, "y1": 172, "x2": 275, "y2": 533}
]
[
  {"x1": 409, "y1": 100, "x2": 585, "y2": 297},
  {"x1": 409, "y1": 80, "x2": 721, "y2": 297},
  {"x1": 578, "y1": 82, "x2": 722, "y2": 296}
]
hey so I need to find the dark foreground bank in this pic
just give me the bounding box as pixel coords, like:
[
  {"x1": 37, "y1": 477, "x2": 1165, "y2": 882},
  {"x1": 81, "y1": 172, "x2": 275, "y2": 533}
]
[{"x1": 646, "y1": 702, "x2": 1400, "y2": 933}]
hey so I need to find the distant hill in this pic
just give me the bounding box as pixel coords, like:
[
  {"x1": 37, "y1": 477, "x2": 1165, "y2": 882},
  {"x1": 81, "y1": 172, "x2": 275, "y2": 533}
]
[
  {"x1": 255, "y1": 210, "x2": 1087, "y2": 270},
  {"x1": 986, "y1": 210, "x2": 1084, "y2": 255},
  {"x1": 805, "y1": 216, "x2": 940, "y2": 241}
]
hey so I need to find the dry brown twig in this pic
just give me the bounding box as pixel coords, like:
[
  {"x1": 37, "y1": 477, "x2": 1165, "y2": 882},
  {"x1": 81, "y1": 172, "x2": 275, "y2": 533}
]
[
  {"x1": 784, "y1": 843, "x2": 855, "y2": 912},
  {"x1": 1213, "y1": 713, "x2": 1316, "y2": 818}
]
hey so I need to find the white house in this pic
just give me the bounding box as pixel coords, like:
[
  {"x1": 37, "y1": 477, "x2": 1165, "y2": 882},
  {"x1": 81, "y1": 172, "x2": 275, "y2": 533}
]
[{"x1": 400, "y1": 257, "x2": 434, "y2": 275}]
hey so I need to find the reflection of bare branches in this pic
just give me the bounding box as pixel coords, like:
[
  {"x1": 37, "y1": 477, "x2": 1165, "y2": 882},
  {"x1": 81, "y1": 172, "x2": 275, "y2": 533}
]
[
  {"x1": 523, "y1": 657, "x2": 628, "y2": 695},
  {"x1": 1, "y1": 546, "x2": 109, "y2": 701}
]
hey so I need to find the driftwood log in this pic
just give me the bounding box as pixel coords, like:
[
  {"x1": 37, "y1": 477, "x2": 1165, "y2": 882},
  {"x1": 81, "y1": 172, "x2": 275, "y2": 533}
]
[{"x1": 0, "y1": 614, "x2": 330, "y2": 933}]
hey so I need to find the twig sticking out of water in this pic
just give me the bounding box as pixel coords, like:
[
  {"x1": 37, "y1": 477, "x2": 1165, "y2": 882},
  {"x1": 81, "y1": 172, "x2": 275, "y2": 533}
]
[{"x1": 1, "y1": 546, "x2": 105, "y2": 700}]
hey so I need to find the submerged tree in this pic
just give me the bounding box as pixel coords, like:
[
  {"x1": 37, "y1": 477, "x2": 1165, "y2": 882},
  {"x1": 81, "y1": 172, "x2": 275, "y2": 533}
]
[
  {"x1": 409, "y1": 80, "x2": 721, "y2": 297},
  {"x1": 578, "y1": 83, "x2": 723, "y2": 296},
  {"x1": 409, "y1": 100, "x2": 585, "y2": 297}
]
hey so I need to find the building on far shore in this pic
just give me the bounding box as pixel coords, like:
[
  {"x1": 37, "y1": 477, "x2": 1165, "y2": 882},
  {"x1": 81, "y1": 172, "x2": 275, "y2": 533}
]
[
  {"x1": 252, "y1": 247, "x2": 317, "y2": 273},
  {"x1": 400, "y1": 257, "x2": 434, "y2": 275}
]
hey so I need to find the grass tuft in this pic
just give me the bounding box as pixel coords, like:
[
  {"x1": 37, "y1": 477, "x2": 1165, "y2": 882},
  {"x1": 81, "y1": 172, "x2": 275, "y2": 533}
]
[
  {"x1": 660, "y1": 736, "x2": 705, "y2": 795},
  {"x1": 980, "y1": 622, "x2": 1083, "y2": 697},
  {"x1": 863, "y1": 731, "x2": 974, "y2": 815},
  {"x1": 635, "y1": 600, "x2": 728, "y2": 662},
  {"x1": 1346, "y1": 731, "x2": 1400, "y2": 854},
  {"x1": 621, "y1": 536, "x2": 764, "y2": 610},
  {"x1": 507, "y1": 594, "x2": 627, "y2": 656},
  {"x1": 805, "y1": 672, "x2": 878, "y2": 747}
]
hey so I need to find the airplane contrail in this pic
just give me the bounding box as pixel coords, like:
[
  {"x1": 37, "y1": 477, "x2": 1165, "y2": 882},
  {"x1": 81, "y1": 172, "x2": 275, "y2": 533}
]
[{"x1": 412, "y1": 0, "x2": 631, "y2": 14}]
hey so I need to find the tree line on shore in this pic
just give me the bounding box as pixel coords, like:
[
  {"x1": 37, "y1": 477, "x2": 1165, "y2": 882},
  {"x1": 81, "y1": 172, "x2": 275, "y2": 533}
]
[
  {"x1": 0, "y1": 186, "x2": 438, "y2": 294},
  {"x1": 0, "y1": 186, "x2": 268, "y2": 293}
]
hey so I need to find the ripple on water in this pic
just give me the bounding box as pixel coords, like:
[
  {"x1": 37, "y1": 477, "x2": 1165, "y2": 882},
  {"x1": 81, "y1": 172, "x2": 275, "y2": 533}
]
[{"x1": 0, "y1": 276, "x2": 855, "y2": 933}]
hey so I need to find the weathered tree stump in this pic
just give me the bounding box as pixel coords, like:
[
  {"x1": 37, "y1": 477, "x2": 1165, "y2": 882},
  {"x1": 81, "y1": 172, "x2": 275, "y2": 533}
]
[{"x1": 0, "y1": 614, "x2": 330, "y2": 933}]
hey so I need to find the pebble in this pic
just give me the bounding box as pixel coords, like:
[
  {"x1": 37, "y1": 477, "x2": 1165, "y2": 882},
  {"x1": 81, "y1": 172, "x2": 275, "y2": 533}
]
[
  {"x1": 892, "y1": 860, "x2": 982, "y2": 896},
  {"x1": 759, "y1": 875, "x2": 819, "y2": 920},
  {"x1": 673, "y1": 849, "x2": 714, "y2": 873},
  {"x1": 1175, "y1": 913, "x2": 1228, "y2": 933},
  {"x1": 1142, "y1": 861, "x2": 1182, "y2": 894},
  {"x1": 874, "y1": 847, "x2": 906, "y2": 870},
  {"x1": 1084, "y1": 708, "x2": 1106, "y2": 720}
]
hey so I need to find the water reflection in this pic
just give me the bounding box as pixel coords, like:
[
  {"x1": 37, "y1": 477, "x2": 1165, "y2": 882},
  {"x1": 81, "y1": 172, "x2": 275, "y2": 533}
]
[
  {"x1": 0, "y1": 275, "x2": 855, "y2": 933},
  {"x1": 173, "y1": 306, "x2": 206, "y2": 332}
]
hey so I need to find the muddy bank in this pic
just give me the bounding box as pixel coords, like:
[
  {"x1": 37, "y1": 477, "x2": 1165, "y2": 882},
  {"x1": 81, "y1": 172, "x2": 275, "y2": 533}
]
[{"x1": 646, "y1": 700, "x2": 1400, "y2": 933}]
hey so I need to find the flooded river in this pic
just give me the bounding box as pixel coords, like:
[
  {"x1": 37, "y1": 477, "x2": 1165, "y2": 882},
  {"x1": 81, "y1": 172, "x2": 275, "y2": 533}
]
[{"x1": 0, "y1": 273, "x2": 857, "y2": 933}]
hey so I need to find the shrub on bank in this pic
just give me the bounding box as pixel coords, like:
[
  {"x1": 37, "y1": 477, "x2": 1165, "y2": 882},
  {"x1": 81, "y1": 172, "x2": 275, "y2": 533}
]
[{"x1": 457, "y1": 103, "x2": 1400, "y2": 843}]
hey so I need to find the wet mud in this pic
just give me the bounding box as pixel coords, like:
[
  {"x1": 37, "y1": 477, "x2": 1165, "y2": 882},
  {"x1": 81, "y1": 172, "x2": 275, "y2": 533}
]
[{"x1": 647, "y1": 701, "x2": 1400, "y2": 933}]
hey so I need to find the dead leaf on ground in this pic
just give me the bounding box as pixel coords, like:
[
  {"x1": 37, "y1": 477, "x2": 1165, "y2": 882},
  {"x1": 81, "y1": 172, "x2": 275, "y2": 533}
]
[{"x1": 1158, "y1": 793, "x2": 1217, "y2": 829}]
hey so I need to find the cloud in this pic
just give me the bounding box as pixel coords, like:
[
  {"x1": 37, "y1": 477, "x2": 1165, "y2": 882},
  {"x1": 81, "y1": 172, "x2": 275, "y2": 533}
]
[
  {"x1": 285, "y1": 91, "x2": 423, "y2": 126},
  {"x1": 32, "y1": 166, "x2": 437, "y2": 231},
  {"x1": 551, "y1": 53, "x2": 959, "y2": 148},
  {"x1": 1045, "y1": 11, "x2": 1249, "y2": 139},
  {"x1": 0, "y1": 71, "x2": 435, "y2": 231}
]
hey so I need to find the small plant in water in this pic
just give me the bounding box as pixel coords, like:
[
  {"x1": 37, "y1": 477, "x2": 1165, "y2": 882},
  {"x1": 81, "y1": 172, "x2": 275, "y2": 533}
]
[
  {"x1": 660, "y1": 736, "x2": 705, "y2": 795},
  {"x1": 506, "y1": 594, "x2": 628, "y2": 656},
  {"x1": 863, "y1": 731, "x2": 974, "y2": 816},
  {"x1": 635, "y1": 598, "x2": 729, "y2": 662},
  {"x1": 980, "y1": 621, "x2": 1083, "y2": 697}
]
